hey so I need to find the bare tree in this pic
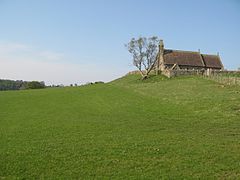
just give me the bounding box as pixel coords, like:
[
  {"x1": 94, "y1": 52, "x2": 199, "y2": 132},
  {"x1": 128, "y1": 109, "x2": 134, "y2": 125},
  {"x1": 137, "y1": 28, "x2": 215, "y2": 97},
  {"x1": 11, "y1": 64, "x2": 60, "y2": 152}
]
[{"x1": 126, "y1": 36, "x2": 159, "y2": 79}]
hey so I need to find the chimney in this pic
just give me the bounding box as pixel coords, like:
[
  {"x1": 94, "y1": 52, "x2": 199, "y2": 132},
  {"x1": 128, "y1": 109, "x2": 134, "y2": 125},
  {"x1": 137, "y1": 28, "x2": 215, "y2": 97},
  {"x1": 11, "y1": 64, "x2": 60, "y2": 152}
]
[
  {"x1": 159, "y1": 40, "x2": 164, "y2": 55},
  {"x1": 158, "y1": 39, "x2": 165, "y2": 71}
]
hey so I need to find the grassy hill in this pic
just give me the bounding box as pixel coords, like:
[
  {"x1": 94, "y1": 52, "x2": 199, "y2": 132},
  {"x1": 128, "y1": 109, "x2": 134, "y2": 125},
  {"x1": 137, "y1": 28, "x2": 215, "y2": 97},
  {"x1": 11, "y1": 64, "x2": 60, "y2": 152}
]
[{"x1": 0, "y1": 75, "x2": 240, "y2": 179}]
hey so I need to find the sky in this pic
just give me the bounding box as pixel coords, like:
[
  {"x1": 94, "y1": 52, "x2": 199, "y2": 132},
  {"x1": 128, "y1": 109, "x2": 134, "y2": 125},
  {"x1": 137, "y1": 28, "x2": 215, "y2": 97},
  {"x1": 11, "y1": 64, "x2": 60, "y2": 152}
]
[{"x1": 0, "y1": 0, "x2": 239, "y2": 85}]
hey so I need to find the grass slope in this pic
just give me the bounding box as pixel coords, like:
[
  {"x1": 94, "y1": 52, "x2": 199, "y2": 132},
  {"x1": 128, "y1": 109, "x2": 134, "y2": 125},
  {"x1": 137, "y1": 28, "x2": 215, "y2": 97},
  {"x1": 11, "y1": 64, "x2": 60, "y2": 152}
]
[{"x1": 0, "y1": 75, "x2": 240, "y2": 179}]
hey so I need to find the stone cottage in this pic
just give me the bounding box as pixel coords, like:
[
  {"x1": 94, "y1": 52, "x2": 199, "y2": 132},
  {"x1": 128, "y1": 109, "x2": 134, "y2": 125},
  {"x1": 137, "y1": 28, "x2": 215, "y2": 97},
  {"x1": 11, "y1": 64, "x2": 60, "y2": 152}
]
[{"x1": 156, "y1": 40, "x2": 224, "y2": 71}]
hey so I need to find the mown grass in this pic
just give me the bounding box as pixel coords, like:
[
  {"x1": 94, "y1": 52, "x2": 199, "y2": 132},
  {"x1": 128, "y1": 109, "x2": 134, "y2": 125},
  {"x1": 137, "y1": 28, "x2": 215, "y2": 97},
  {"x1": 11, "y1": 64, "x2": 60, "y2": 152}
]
[{"x1": 0, "y1": 75, "x2": 240, "y2": 179}]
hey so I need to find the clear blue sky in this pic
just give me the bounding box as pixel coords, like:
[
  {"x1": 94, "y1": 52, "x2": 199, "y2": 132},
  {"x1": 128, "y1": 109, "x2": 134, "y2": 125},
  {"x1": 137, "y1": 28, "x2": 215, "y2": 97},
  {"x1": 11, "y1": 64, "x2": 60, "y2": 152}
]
[{"x1": 0, "y1": 0, "x2": 239, "y2": 84}]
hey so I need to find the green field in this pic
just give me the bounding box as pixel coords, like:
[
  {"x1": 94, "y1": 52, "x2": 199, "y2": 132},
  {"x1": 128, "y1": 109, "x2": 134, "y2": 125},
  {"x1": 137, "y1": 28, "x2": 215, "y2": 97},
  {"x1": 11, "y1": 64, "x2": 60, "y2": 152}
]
[{"x1": 0, "y1": 75, "x2": 240, "y2": 179}]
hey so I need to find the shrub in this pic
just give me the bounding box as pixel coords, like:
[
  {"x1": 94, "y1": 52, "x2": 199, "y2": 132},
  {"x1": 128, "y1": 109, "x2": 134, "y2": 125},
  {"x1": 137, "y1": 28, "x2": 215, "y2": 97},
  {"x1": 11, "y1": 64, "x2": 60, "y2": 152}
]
[{"x1": 26, "y1": 81, "x2": 45, "y2": 89}]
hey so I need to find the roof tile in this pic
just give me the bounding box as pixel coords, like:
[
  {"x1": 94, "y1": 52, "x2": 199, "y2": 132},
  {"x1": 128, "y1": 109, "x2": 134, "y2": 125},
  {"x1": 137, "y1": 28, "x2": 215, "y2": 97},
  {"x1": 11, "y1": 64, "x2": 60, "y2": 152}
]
[
  {"x1": 163, "y1": 49, "x2": 205, "y2": 67},
  {"x1": 201, "y1": 54, "x2": 223, "y2": 69}
]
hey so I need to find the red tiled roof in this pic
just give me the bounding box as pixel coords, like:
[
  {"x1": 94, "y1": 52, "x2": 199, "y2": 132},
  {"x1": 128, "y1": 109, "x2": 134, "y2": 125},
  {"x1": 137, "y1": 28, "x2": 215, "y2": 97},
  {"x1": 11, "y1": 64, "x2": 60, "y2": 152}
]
[
  {"x1": 163, "y1": 49, "x2": 205, "y2": 67},
  {"x1": 201, "y1": 54, "x2": 223, "y2": 69}
]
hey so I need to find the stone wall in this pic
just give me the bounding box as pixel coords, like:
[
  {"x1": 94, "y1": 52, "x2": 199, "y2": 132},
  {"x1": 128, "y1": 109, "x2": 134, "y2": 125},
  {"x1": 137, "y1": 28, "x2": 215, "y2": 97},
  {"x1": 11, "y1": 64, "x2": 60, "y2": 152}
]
[
  {"x1": 162, "y1": 69, "x2": 240, "y2": 78},
  {"x1": 162, "y1": 69, "x2": 205, "y2": 78},
  {"x1": 126, "y1": 69, "x2": 240, "y2": 79},
  {"x1": 205, "y1": 75, "x2": 240, "y2": 86},
  {"x1": 161, "y1": 69, "x2": 240, "y2": 86},
  {"x1": 126, "y1": 70, "x2": 142, "y2": 75},
  {"x1": 210, "y1": 70, "x2": 240, "y2": 76}
]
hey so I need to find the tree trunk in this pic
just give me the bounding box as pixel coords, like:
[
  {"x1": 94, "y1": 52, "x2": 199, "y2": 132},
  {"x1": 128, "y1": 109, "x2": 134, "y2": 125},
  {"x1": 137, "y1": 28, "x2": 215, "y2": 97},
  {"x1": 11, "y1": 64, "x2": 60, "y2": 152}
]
[
  {"x1": 139, "y1": 70, "x2": 145, "y2": 78},
  {"x1": 141, "y1": 75, "x2": 148, "y2": 80},
  {"x1": 145, "y1": 59, "x2": 158, "y2": 77}
]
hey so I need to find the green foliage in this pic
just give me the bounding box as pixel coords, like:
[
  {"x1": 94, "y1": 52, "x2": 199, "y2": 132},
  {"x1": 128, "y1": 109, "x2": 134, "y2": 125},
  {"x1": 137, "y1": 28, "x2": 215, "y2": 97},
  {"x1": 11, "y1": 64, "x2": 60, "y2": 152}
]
[
  {"x1": 0, "y1": 80, "x2": 45, "y2": 91},
  {"x1": 94, "y1": 81, "x2": 104, "y2": 84},
  {"x1": 25, "y1": 81, "x2": 45, "y2": 89},
  {"x1": 0, "y1": 79, "x2": 26, "y2": 90},
  {"x1": 0, "y1": 75, "x2": 240, "y2": 178}
]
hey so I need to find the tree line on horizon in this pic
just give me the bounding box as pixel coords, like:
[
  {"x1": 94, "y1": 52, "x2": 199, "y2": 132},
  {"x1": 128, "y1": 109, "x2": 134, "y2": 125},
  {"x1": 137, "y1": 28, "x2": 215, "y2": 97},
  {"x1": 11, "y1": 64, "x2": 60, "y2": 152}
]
[{"x1": 0, "y1": 79, "x2": 45, "y2": 91}]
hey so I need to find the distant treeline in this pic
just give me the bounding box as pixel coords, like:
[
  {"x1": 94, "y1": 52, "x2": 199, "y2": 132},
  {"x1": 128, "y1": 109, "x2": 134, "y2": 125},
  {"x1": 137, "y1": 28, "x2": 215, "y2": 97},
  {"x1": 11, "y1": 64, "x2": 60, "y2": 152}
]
[{"x1": 0, "y1": 79, "x2": 45, "y2": 91}]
